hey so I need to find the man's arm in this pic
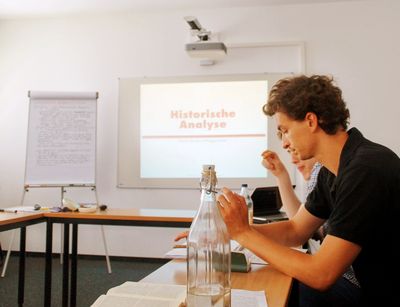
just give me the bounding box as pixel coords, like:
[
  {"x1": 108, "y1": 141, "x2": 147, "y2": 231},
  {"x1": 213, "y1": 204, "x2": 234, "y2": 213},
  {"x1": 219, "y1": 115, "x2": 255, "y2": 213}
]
[
  {"x1": 218, "y1": 188, "x2": 361, "y2": 290},
  {"x1": 252, "y1": 205, "x2": 323, "y2": 246},
  {"x1": 261, "y1": 150, "x2": 301, "y2": 218}
]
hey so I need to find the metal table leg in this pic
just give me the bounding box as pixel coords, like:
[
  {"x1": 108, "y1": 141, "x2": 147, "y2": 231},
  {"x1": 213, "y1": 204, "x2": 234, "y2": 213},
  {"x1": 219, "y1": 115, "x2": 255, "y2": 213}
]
[
  {"x1": 44, "y1": 220, "x2": 53, "y2": 307},
  {"x1": 18, "y1": 227, "x2": 26, "y2": 307},
  {"x1": 62, "y1": 223, "x2": 70, "y2": 307},
  {"x1": 70, "y1": 224, "x2": 78, "y2": 307}
]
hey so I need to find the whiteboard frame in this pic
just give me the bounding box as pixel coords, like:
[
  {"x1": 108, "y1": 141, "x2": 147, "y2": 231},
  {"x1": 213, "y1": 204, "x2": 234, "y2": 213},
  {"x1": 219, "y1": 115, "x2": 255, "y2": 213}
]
[{"x1": 118, "y1": 73, "x2": 295, "y2": 189}]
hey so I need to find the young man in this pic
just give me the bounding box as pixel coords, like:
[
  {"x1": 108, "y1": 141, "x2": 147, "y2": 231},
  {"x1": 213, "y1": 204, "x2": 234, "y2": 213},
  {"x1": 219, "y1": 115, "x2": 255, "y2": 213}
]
[
  {"x1": 218, "y1": 75, "x2": 399, "y2": 306},
  {"x1": 263, "y1": 149, "x2": 361, "y2": 304}
]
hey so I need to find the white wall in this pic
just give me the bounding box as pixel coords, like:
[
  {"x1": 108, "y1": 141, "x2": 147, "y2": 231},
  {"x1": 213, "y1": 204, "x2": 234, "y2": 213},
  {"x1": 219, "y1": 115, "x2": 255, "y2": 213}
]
[{"x1": 1, "y1": 0, "x2": 399, "y2": 257}]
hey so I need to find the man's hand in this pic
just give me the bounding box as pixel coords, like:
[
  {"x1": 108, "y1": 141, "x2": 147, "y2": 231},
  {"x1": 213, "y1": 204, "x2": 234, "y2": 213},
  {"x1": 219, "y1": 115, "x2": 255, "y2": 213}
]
[
  {"x1": 261, "y1": 150, "x2": 288, "y2": 178},
  {"x1": 174, "y1": 231, "x2": 189, "y2": 242},
  {"x1": 217, "y1": 187, "x2": 252, "y2": 243}
]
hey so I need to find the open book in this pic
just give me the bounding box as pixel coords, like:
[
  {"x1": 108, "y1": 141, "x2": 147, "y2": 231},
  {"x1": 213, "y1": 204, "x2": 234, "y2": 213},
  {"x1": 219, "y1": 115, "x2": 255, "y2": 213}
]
[
  {"x1": 92, "y1": 282, "x2": 269, "y2": 307},
  {"x1": 91, "y1": 282, "x2": 186, "y2": 307}
]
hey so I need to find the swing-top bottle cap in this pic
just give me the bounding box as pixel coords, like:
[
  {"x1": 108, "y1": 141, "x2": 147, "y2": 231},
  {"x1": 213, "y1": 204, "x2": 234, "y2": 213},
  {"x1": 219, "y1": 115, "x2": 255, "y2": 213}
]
[
  {"x1": 202, "y1": 164, "x2": 215, "y2": 171},
  {"x1": 241, "y1": 184, "x2": 248, "y2": 187},
  {"x1": 200, "y1": 165, "x2": 217, "y2": 191}
]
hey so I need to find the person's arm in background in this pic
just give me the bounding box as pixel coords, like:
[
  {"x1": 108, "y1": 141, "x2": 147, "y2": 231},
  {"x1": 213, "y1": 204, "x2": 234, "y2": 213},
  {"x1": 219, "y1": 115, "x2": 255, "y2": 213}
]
[
  {"x1": 261, "y1": 150, "x2": 301, "y2": 218},
  {"x1": 174, "y1": 231, "x2": 188, "y2": 242}
]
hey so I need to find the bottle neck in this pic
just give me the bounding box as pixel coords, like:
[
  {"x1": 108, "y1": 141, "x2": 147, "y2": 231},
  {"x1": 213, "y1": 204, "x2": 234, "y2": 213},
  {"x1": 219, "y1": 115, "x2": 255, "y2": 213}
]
[{"x1": 200, "y1": 188, "x2": 216, "y2": 203}]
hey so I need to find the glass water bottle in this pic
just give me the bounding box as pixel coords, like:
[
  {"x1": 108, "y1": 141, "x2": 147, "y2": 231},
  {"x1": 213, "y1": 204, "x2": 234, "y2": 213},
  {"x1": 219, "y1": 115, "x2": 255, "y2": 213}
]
[
  {"x1": 187, "y1": 165, "x2": 231, "y2": 307},
  {"x1": 240, "y1": 184, "x2": 254, "y2": 225}
]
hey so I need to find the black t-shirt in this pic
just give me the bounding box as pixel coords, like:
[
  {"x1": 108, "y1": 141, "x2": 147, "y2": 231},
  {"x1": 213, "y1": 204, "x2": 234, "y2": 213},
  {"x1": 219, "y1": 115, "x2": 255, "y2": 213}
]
[{"x1": 305, "y1": 128, "x2": 400, "y2": 305}]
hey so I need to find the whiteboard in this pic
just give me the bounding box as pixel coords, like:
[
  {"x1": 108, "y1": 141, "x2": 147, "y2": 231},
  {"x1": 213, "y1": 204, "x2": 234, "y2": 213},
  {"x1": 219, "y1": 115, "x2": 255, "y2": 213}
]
[{"x1": 25, "y1": 91, "x2": 98, "y2": 186}]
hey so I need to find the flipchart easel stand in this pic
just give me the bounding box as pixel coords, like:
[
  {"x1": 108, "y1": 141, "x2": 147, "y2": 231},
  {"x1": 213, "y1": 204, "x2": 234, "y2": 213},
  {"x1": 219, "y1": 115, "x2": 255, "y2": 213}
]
[{"x1": 2, "y1": 90, "x2": 112, "y2": 277}]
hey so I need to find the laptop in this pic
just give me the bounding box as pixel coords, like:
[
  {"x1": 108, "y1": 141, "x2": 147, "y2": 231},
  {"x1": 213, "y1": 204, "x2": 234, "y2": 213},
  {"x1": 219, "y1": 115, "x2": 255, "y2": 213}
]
[{"x1": 251, "y1": 186, "x2": 288, "y2": 223}]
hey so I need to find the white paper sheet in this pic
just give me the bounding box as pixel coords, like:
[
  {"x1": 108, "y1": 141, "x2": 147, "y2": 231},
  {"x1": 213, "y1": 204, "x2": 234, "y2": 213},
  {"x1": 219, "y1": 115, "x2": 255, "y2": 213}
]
[{"x1": 232, "y1": 289, "x2": 268, "y2": 307}]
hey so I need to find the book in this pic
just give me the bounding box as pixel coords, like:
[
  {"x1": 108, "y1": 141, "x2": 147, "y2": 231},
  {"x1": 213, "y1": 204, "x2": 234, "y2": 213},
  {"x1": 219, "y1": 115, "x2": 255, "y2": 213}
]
[
  {"x1": 231, "y1": 250, "x2": 251, "y2": 272},
  {"x1": 91, "y1": 281, "x2": 269, "y2": 307},
  {"x1": 90, "y1": 282, "x2": 186, "y2": 307}
]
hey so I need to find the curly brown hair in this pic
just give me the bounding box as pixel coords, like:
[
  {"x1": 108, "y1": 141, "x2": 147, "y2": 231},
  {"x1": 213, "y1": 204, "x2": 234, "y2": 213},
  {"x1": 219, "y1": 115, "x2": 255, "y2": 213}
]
[{"x1": 263, "y1": 75, "x2": 350, "y2": 134}]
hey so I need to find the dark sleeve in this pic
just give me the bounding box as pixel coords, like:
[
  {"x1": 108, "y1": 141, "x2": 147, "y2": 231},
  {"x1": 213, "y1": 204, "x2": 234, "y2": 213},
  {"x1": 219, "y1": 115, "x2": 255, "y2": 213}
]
[
  {"x1": 327, "y1": 163, "x2": 383, "y2": 247},
  {"x1": 305, "y1": 167, "x2": 332, "y2": 219}
]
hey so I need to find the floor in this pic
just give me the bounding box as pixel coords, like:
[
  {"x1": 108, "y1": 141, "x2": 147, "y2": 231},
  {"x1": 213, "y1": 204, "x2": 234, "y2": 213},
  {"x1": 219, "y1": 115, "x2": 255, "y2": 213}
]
[{"x1": 0, "y1": 253, "x2": 168, "y2": 307}]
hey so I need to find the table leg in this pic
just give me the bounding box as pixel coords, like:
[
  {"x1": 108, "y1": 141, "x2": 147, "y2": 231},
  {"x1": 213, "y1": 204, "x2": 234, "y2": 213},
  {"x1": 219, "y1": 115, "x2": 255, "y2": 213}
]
[
  {"x1": 70, "y1": 224, "x2": 78, "y2": 307},
  {"x1": 44, "y1": 220, "x2": 53, "y2": 307},
  {"x1": 18, "y1": 227, "x2": 26, "y2": 307},
  {"x1": 62, "y1": 223, "x2": 70, "y2": 307}
]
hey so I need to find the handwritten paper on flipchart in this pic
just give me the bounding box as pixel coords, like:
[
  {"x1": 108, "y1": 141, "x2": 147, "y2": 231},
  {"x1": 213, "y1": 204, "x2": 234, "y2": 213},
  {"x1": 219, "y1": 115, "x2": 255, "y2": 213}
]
[{"x1": 25, "y1": 92, "x2": 97, "y2": 185}]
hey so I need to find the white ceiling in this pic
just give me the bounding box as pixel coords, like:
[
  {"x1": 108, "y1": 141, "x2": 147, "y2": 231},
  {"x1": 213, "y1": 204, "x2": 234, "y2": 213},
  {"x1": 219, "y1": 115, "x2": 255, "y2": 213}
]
[{"x1": 0, "y1": 0, "x2": 366, "y2": 19}]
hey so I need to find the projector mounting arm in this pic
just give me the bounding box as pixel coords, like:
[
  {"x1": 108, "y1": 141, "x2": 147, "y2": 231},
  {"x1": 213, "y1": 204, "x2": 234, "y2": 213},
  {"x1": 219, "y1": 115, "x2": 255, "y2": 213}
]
[{"x1": 184, "y1": 16, "x2": 211, "y2": 41}]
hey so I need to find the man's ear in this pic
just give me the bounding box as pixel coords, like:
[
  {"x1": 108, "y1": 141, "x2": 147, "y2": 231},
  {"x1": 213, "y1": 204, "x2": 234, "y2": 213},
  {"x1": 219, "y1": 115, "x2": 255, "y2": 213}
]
[{"x1": 305, "y1": 112, "x2": 318, "y2": 131}]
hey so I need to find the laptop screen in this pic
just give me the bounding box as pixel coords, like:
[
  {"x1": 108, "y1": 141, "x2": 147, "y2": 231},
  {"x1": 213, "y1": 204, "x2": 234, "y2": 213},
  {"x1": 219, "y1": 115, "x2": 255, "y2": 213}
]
[{"x1": 251, "y1": 186, "x2": 283, "y2": 216}]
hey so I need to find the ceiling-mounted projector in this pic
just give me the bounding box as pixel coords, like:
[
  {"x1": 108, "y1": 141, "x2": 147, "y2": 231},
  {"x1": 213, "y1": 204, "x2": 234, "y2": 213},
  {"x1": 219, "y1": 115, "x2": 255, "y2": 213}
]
[
  {"x1": 184, "y1": 16, "x2": 227, "y2": 61},
  {"x1": 185, "y1": 41, "x2": 227, "y2": 58}
]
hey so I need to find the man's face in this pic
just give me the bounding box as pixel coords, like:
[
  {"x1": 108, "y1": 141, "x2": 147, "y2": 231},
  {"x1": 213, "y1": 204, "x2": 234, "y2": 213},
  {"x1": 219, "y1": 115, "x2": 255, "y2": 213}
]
[
  {"x1": 275, "y1": 111, "x2": 314, "y2": 160},
  {"x1": 291, "y1": 152, "x2": 317, "y2": 181}
]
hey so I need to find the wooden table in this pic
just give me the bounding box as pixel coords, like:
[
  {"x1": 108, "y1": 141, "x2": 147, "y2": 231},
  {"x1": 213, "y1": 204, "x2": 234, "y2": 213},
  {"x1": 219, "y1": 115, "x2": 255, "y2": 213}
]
[
  {"x1": 43, "y1": 209, "x2": 196, "y2": 307},
  {"x1": 0, "y1": 212, "x2": 45, "y2": 307},
  {"x1": 0, "y1": 212, "x2": 44, "y2": 230},
  {"x1": 142, "y1": 259, "x2": 293, "y2": 307},
  {"x1": 1, "y1": 209, "x2": 293, "y2": 307}
]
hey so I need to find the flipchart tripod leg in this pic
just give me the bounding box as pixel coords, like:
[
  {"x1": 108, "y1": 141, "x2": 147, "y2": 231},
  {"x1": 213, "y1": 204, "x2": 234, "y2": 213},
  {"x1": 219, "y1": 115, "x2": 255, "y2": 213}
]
[
  {"x1": 1, "y1": 229, "x2": 16, "y2": 277},
  {"x1": 101, "y1": 225, "x2": 112, "y2": 273}
]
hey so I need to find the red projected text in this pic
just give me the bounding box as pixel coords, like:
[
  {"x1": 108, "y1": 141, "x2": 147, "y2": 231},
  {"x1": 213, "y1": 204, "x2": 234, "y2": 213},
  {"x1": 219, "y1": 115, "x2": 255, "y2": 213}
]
[{"x1": 170, "y1": 109, "x2": 235, "y2": 131}]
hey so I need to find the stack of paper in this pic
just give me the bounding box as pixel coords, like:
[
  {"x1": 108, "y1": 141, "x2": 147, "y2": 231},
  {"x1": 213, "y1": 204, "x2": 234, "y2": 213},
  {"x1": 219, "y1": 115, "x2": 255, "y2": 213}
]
[{"x1": 164, "y1": 248, "x2": 187, "y2": 259}]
